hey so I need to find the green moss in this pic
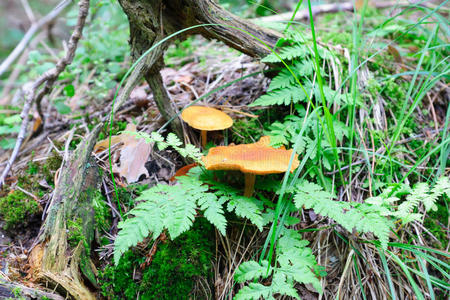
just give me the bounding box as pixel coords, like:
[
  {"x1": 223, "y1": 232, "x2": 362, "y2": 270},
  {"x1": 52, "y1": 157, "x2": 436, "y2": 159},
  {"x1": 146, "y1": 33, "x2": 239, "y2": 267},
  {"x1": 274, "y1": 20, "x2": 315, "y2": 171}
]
[
  {"x1": 41, "y1": 151, "x2": 62, "y2": 185},
  {"x1": 0, "y1": 190, "x2": 39, "y2": 230},
  {"x1": 67, "y1": 218, "x2": 85, "y2": 248},
  {"x1": 99, "y1": 218, "x2": 214, "y2": 300},
  {"x1": 93, "y1": 191, "x2": 111, "y2": 231},
  {"x1": 231, "y1": 117, "x2": 263, "y2": 145},
  {"x1": 97, "y1": 121, "x2": 128, "y2": 141}
]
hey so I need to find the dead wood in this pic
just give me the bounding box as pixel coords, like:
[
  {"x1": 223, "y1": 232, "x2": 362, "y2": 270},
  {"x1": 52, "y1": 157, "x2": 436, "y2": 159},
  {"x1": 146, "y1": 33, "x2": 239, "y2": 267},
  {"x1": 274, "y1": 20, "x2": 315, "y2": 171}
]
[
  {"x1": 117, "y1": 0, "x2": 282, "y2": 137},
  {"x1": 30, "y1": 124, "x2": 102, "y2": 300},
  {"x1": 0, "y1": 280, "x2": 64, "y2": 300}
]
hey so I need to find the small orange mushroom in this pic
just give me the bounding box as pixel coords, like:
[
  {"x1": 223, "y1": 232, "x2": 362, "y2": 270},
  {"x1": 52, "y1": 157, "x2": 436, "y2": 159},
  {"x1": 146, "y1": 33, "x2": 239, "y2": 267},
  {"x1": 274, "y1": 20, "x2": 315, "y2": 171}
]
[
  {"x1": 202, "y1": 136, "x2": 299, "y2": 197},
  {"x1": 181, "y1": 106, "x2": 233, "y2": 148},
  {"x1": 170, "y1": 163, "x2": 198, "y2": 182}
]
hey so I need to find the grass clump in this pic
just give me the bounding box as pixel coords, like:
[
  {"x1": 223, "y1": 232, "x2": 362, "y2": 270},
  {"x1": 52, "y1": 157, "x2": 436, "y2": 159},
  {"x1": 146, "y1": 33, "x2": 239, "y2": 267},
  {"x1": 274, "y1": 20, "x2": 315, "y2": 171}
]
[{"x1": 0, "y1": 190, "x2": 39, "y2": 230}]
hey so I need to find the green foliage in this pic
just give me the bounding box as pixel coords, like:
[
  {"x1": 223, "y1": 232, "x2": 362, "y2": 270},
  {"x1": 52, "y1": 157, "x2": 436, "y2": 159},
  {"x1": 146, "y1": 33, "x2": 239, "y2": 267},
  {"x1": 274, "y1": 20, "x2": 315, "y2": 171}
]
[
  {"x1": 114, "y1": 170, "x2": 225, "y2": 265},
  {"x1": 294, "y1": 181, "x2": 393, "y2": 249},
  {"x1": 265, "y1": 105, "x2": 348, "y2": 170},
  {"x1": 101, "y1": 218, "x2": 214, "y2": 300},
  {"x1": 231, "y1": 117, "x2": 263, "y2": 144},
  {"x1": 130, "y1": 131, "x2": 203, "y2": 163},
  {"x1": 366, "y1": 177, "x2": 450, "y2": 224},
  {"x1": 67, "y1": 218, "x2": 85, "y2": 248},
  {"x1": 234, "y1": 228, "x2": 322, "y2": 299},
  {"x1": 93, "y1": 191, "x2": 111, "y2": 231},
  {"x1": 0, "y1": 109, "x2": 21, "y2": 149},
  {"x1": 0, "y1": 190, "x2": 39, "y2": 230}
]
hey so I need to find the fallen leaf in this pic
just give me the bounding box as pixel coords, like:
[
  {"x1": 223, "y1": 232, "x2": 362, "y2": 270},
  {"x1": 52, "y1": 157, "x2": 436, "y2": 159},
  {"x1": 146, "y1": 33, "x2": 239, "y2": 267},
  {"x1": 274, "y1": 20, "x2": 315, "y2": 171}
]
[{"x1": 95, "y1": 123, "x2": 152, "y2": 184}]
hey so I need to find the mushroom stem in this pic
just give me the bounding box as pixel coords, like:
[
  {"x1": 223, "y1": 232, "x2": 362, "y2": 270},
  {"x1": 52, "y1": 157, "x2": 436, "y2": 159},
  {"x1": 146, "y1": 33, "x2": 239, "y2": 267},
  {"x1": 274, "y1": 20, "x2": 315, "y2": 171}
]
[
  {"x1": 201, "y1": 130, "x2": 207, "y2": 148},
  {"x1": 244, "y1": 173, "x2": 256, "y2": 198}
]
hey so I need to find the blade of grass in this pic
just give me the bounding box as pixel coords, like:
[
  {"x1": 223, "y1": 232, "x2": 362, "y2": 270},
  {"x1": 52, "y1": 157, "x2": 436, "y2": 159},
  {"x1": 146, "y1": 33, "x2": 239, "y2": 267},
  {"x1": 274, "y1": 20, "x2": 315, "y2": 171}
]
[
  {"x1": 418, "y1": 257, "x2": 435, "y2": 300},
  {"x1": 377, "y1": 247, "x2": 397, "y2": 300},
  {"x1": 353, "y1": 253, "x2": 367, "y2": 300},
  {"x1": 306, "y1": 0, "x2": 344, "y2": 185},
  {"x1": 386, "y1": 250, "x2": 425, "y2": 300}
]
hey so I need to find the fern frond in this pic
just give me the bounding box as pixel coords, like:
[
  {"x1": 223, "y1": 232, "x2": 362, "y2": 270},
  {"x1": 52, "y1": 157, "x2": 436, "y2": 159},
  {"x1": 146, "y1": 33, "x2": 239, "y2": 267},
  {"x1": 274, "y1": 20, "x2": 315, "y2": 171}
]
[
  {"x1": 428, "y1": 176, "x2": 450, "y2": 211},
  {"x1": 234, "y1": 227, "x2": 322, "y2": 299},
  {"x1": 261, "y1": 44, "x2": 308, "y2": 63},
  {"x1": 205, "y1": 178, "x2": 265, "y2": 230},
  {"x1": 227, "y1": 196, "x2": 264, "y2": 231},
  {"x1": 270, "y1": 273, "x2": 300, "y2": 300},
  {"x1": 235, "y1": 260, "x2": 271, "y2": 283},
  {"x1": 268, "y1": 61, "x2": 314, "y2": 92},
  {"x1": 397, "y1": 183, "x2": 429, "y2": 215},
  {"x1": 294, "y1": 181, "x2": 393, "y2": 249},
  {"x1": 198, "y1": 193, "x2": 227, "y2": 235},
  {"x1": 249, "y1": 85, "x2": 307, "y2": 107},
  {"x1": 114, "y1": 173, "x2": 226, "y2": 265},
  {"x1": 234, "y1": 283, "x2": 272, "y2": 300}
]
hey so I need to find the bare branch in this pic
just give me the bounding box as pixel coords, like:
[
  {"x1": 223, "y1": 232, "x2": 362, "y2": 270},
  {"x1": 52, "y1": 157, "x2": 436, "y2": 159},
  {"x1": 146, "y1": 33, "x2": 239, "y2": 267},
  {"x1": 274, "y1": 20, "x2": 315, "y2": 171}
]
[
  {"x1": 0, "y1": 0, "x2": 72, "y2": 77},
  {"x1": 0, "y1": 0, "x2": 90, "y2": 189},
  {"x1": 253, "y1": 1, "x2": 409, "y2": 23}
]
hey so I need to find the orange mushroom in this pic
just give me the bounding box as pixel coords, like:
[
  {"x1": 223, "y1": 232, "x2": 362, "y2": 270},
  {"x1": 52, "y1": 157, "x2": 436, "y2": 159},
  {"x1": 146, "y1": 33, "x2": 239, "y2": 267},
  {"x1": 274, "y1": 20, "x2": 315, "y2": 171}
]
[
  {"x1": 170, "y1": 163, "x2": 198, "y2": 182},
  {"x1": 202, "y1": 136, "x2": 299, "y2": 197},
  {"x1": 181, "y1": 106, "x2": 233, "y2": 148}
]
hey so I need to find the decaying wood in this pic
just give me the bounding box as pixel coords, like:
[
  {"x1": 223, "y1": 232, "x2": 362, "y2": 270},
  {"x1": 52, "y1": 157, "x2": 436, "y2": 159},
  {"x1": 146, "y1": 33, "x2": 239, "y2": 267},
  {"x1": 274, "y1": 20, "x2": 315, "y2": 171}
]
[
  {"x1": 30, "y1": 124, "x2": 102, "y2": 300},
  {"x1": 0, "y1": 280, "x2": 64, "y2": 300},
  {"x1": 117, "y1": 0, "x2": 282, "y2": 137}
]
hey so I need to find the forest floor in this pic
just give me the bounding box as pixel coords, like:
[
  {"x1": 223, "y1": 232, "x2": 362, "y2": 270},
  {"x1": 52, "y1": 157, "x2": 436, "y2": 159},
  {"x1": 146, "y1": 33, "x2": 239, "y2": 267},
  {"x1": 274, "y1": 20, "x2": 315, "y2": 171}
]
[{"x1": 0, "y1": 1, "x2": 449, "y2": 299}]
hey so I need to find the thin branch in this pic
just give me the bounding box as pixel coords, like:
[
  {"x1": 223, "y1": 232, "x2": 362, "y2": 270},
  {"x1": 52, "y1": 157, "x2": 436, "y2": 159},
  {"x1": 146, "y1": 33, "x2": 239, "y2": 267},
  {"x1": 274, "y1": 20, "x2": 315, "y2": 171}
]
[
  {"x1": 0, "y1": 0, "x2": 72, "y2": 77},
  {"x1": 0, "y1": 0, "x2": 90, "y2": 189},
  {"x1": 253, "y1": 1, "x2": 410, "y2": 23}
]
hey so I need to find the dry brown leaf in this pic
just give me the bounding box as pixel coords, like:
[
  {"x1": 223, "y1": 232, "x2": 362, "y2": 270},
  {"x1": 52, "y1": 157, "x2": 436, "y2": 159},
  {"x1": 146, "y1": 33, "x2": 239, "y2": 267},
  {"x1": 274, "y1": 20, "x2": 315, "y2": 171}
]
[{"x1": 94, "y1": 123, "x2": 152, "y2": 184}]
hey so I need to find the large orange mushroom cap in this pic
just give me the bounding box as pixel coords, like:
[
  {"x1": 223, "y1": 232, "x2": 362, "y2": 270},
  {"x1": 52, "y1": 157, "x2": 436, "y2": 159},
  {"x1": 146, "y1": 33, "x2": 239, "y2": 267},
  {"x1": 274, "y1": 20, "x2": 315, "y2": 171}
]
[
  {"x1": 201, "y1": 136, "x2": 299, "y2": 175},
  {"x1": 181, "y1": 106, "x2": 233, "y2": 131}
]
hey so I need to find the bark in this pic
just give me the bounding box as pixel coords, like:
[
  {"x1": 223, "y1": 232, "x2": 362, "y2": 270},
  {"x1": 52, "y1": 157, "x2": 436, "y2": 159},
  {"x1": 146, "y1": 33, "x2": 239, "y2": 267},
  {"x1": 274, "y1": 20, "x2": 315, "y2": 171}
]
[
  {"x1": 32, "y1": 124, "x2": 102, "y2": 300},
  {"x1": 117, "y1": 0, "x2": 282, "y2": 137},
  {"x1": 0, "y1": 281, "x2": 64, "y2": 300}
]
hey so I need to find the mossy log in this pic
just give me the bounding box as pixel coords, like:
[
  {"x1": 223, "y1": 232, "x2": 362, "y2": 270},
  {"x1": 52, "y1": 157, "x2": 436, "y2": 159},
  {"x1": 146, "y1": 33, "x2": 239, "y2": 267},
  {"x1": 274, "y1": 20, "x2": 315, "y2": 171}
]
[
  {"x1": 0, "y1": 280, "x2": 64, "y2": 300},
  {"x1": 30, "y1": 125, "x2": 102, "y2": 300},
  {"x1": 117, "y1": 0, "x2": 282, "y2": 136}
]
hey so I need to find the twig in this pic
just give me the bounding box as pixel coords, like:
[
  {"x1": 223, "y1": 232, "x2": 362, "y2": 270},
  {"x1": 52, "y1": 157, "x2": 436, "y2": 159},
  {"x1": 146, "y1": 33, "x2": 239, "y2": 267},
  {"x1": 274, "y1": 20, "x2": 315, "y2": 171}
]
[
  {"x1": 0, "y1": 0, "x2": 90, "y2": 189},
  {"x1": 0, "y1": 0, "x2": 72, "y2": 77},
  {"x1": 253, "y1": 1, "x2": 411, "y2": 23}
]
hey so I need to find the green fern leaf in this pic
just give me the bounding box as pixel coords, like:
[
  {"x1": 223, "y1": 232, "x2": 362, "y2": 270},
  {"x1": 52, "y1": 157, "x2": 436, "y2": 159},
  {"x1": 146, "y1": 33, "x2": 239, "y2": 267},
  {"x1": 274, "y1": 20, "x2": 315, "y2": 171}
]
[
  {"x1": 268, "y1": 69, "x2": 294, "y2": 91},
  {"x1": 227, "y1": 196, "x2": 264, "y2": 230},
  {"x1": 198, "y1": 193, "x2": 227, "y2": 235},
  {"x1": 294, "y1": 181, "x2": 393, "y2": 249},
  {"x1": 427, "y1": 176, "x2": 450, "y2": 211},
  {"x1": 261, "y1": 44, "x2": 308, "y2": 63},
  {"x1": 114, "y1": 174, "x2": 228, "y2": 265},
  {"x1": 235, "y1": 260, "x2": 271, "y2": 283},
  {"x1": 234, "y1": 283, "x2": 271, "y2": 300},
  {"x1": 271, "y1": 273, "x2": 300, "y2": 299},
  {"x1": 250, "y1": 85, "x2": 307, "y2": 107},
  {"x1": 268, "y1": 61, "x2": 314, "y2": 92}
]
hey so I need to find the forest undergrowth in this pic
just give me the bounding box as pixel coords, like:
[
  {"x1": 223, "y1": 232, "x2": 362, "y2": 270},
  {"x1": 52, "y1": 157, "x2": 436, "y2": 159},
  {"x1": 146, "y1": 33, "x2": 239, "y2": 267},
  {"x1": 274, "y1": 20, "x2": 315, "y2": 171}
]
[{"x1": 0, "y1": 0, "x2": 448, "y2": 299}]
